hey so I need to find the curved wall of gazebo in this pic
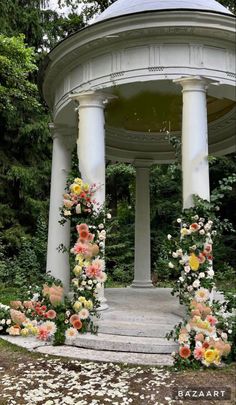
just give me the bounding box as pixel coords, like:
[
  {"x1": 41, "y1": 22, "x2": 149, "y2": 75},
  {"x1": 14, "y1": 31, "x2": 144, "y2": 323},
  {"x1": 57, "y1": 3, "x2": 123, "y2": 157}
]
[{"x1": 42, "y1": 0, "x2": 236, "y2": 304}]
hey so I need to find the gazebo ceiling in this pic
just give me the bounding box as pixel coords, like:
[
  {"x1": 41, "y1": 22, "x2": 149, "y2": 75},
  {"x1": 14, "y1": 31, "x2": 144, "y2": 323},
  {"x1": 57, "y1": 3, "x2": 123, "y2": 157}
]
[
  {"x1": 105, "y1": 81, "x2": 235, "y2": 133},
  {"x1": 95, "y1": 0, "x2": 233, "y2": 23}
]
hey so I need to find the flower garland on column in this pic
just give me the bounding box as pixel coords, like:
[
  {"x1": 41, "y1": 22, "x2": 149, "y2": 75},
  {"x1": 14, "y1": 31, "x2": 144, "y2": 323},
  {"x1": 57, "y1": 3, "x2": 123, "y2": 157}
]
[
  {"x1": 166, "y1": 215, "x2": 234, "y2": 368},
  {"x1": 0, "y1": 178, "x2": 109, "y2": 345}
]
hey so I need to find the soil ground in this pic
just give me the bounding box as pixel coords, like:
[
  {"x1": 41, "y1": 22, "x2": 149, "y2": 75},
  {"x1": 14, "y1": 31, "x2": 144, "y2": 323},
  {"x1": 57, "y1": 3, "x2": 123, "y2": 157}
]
[{"x1": 0, "y1": 339, "x2": 235, "y2": 405}]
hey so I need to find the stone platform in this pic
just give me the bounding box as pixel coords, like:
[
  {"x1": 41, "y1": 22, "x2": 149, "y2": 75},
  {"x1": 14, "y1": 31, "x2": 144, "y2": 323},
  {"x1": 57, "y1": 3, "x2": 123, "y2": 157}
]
[
  {"x1": 71, "y1": 288, "x2": 185, "y2": 355},
  {"x1": 0, "y1": 288, "x2": 185, "y2": 365}
]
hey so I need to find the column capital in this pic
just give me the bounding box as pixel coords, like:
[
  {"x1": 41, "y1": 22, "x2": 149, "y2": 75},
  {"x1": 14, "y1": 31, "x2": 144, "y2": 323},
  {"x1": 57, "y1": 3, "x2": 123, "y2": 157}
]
[
  {"x1": 70, "y1": 91, "x2": 116, "y2": 109},
  {"x1": 49, "y1": 123, "x2": 76, "y2": 151},
  {"x1": 173, "y1": 76, "x2": 217, "y2": 93},
  {"x1": 133, "y1": 159, "x2": 153, "y2": 168}
]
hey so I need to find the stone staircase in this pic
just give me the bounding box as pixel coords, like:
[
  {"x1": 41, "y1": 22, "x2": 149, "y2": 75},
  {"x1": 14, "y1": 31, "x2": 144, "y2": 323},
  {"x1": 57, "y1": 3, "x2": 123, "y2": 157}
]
[{"x1": 70, "y1": 288, "x2": 184, "y2": 354}]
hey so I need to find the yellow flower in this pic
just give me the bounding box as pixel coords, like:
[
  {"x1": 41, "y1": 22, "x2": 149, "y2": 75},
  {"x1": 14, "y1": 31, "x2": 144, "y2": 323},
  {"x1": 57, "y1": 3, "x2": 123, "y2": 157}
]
[
  {"x1": 83, "y1": 183, "x2": 89, "y2": 191},
  {"x1": 189, "y1": 253, "x2": 200, "y2": 271},
  {"x1": 181, "y1": 228, "x2": 188, "y2": 236},
  {"x1": 204, "y1": 348, "x2": 220, "y2": 364},
  {"x1": 73, "y1": 265, "x2": 82, "y2": 276},
  {"x1": 76, "y1": 254, "x2": 84, "y2": 263},
  {"x1": 79, "y1": 297, "x2": 86, "y2": 303},
  {"x1": 74, "y1": 178, "x2": 83, "y2": 186},
  {"x1": 21, "y1": 328, "x2": 29, "y2": 337},
  {"x1": 31, "y1": 327, "x2": 39, "y2": 336},
  {"x1": 84, "y1": 300, "x2": 93, "y2": 310},
  {"x1": 70, "y1": 183, "x2": 82, "y2": 195},
  {"x1": 73, "y1": 301, "x2": 82, "y2": 312}
]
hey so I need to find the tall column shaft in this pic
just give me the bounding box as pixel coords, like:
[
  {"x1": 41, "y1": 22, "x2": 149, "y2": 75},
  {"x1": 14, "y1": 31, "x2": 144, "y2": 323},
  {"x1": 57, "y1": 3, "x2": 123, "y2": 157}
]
[
  {"x1": 76, "y1": 93, "x2": 106, "y2": 208},
  {"x1": 46, "y1": 126, "x2": 74, "y2": 293},
  {"x1": 175, "y1": 76, "x2": 210, "y2": 209},
  {"x1": 71, "y1": 92, "x2": 113, "y2": 309},
  {"x1": 131, "y1": 161, "x2": 153, "y2": 288}
]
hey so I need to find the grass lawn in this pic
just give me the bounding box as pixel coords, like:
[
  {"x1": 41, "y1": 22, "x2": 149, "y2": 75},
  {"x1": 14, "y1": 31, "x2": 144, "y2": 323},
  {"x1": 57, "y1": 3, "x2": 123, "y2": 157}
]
[
  {"x1": 0, "y1": 284, "x2": 20, "y2": 305},
  {"x1": 0, "y1": 338, "x2": 235, "y2": 405}
]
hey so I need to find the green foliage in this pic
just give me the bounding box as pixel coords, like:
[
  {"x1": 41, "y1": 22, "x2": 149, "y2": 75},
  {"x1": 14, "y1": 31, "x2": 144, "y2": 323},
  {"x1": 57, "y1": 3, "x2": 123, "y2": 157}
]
[{"x1": 0, "y1": 217, "x2": 48, "y2": 291}]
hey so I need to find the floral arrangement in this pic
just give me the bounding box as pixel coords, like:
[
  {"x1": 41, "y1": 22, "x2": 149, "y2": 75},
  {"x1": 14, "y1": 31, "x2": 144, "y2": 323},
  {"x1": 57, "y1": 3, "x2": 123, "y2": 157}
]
[
  {"x1": 166, "y1": 215, "x2": 233, "y2": 368},
  {"x1": 0, "y1": 303, "x2": 12, "y2": 334},
  {"x1": 167, "y1": 215, "x2": 216, "y2": 306},
  {"x1": 0, "y1": 177, "x2": 109, "y2": 345}
]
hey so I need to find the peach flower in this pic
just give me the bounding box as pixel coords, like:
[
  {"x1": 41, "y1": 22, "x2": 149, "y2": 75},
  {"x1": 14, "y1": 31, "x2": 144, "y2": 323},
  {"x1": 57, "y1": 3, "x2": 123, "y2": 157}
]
[
  {"x1": 76, "y1": 223, "x2": 89, "y2": 233},
  {"x1": 179, "y1": 346, "x2": 191, "y2": 359},
  {"x1": 72, "y1": 319, "x2": 82, "y2": 330},
  {"x1": 46, "y1": 309, "x2": 57, "y2": 319},
  {"x1": 194, "y1": 347, "x2": 205, "y2": 360},
  {"x1": 85, "y1": 264, "x2": 102, "y2": 278},
  {"x1": 10, "y1": 301, "x2": 22, "y2": 310},
  {"x1": 195, "y1": 333, "x2": 205, "y2": 342},
  {"x1": 206, "y1": 315, "x2": 218, "y2": 326},
  {"x1": 10, "y1": 309, "x2": 26, "y2": 325},
  {"x1": 69, "y1": 314, "x2": 80, "y2": 324}
]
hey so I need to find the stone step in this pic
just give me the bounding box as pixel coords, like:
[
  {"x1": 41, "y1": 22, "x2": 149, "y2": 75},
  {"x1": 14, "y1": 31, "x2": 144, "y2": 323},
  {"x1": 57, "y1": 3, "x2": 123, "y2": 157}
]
[
  {"x1": 95, "y1": 320, "x2": 176, "y2": 337},
  {"x1": 98, "y1": 311, "x2": 182, "y2": 323},
  {"x1": 69, "y1": 333, "x2": 178, "y2": 354}
]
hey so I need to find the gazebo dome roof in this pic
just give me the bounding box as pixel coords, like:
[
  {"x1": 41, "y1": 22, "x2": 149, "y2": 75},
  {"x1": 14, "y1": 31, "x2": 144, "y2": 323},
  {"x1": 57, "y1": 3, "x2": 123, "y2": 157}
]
[{"x1": 95, "y1": 0, "x2": 232, "y2": 23}]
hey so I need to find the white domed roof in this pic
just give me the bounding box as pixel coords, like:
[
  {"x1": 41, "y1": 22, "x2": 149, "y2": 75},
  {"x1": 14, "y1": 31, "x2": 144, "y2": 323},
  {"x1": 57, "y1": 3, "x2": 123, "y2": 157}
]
[{"x1": 95, "y1": 0, "x2": 232, "y2": 23}]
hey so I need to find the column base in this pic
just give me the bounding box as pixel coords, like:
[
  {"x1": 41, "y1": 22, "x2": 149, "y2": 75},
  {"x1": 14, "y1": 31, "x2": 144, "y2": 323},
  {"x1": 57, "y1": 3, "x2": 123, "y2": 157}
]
[
  {"x1": 130, "y1": 280, "x2": 154, "y2": 288},
  {"x1": 97, "y1": 297, "x2": 109, "y2": 311}
]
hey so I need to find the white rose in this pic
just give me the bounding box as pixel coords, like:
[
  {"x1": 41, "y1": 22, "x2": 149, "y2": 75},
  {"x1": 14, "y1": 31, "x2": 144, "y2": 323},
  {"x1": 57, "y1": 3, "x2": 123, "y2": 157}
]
[
  {"x1": 199, "y1": 230, "x2": 205, "y2": 235},
  {"x1": 6, "y1": 319, "x2": 11, "y2": 325},
  {"x1": 198, "y1": 272, "x2": 205, "y2": 279},
  {"x1": 187, "y1": 286, "x2": 193, "y2": 292},
  {"x1": 168, "y1": 262, "x2": 174, "y2": 268},
  {"x1": 107, "y1": 213, "x2": 112, "y2": 219},
  {"x1": 193, "y1": 215, "x2": 199, "y2": 220},
  {"x1": 99, "y1": 242, "x2": 104, "y2": 248},
  {"x1": 0, "y1": 326, "x2": 3, "y2": 331},
  {"x1": 88, "y1": 280, "x2": 93, "y2": 285},
  {"x1": 177, "y1": 218, "x2": 182, "y2": 223},
  {"x1": 32, "y1": 293, "x2": 40, "y2": 301},
  {"x1": 184, "y1": 266, "x2": 191, "y2": 273},
  {"x1": 75, "y1": 204, "x2": 81, "y2": 214},
  {"x1": 221, "y1": 332, "x2": 228, "y2": 340},
  {"x1": 81, "y1": 281, "x2": 87, "y2": 286},
  {"x1": 193, "y1": 280, "x2": 200, "y2": 288},
  {"x1": 179, "y1": 276, "x2": 184, "y2": 282},
  {"x1": 167, "y1": 234, "x2": 172, "y2": 240},
  {"x1": 98, "y1": 223, "x2": 104, "y2": 230},
  {"x1": 1, "y1": 319, "x2": 6, "y2": 325},
  {"x1": 207, "y1": 269, "x2": 214, "y2": 278},
  {"x1": 228, "y1": 330, "x2": 232, "y2": 334},
  {"x1": 172, "y1": 252, "x2": 178, "y2": 258}
]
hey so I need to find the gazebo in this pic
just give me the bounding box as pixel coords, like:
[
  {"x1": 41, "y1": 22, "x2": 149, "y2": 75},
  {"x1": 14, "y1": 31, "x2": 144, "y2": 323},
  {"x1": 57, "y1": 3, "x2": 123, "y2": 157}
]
[{"x1": 42, "y1": 0, "x2": 236, "y2": 307}]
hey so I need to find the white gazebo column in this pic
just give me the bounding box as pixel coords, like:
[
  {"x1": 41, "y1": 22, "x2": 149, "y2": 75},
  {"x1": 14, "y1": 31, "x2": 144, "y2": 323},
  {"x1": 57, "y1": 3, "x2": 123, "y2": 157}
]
[
  {"x1": 131, "y1": 160, "x2": 153, "y2": 288},
  {"x1": 175, "y1": 76, "x2": 210, "y2": 209},
  {"x1": 46, "y1": 125, "x2": 75, "y2": 294},
  {"x1": 71, "y1": 91, "x2": 113, "y2": 310}
]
